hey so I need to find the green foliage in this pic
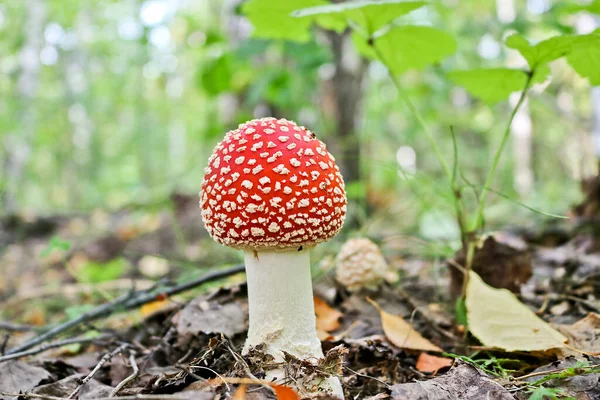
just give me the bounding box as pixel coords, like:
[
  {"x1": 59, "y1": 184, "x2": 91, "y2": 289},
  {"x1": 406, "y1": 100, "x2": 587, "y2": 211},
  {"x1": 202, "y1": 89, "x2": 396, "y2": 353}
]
[
  {"x1": 354, "y1": 26, "x2": 457, "y2": 75},
  {"x1": 2, "y1": 0, "x2": 597, "y2": 238},
  {"x1": 567, "y1": 30, "x2": 600, "y2": 85},
  {"x1": 454, "y1": 296, "x2": 468, "y2": 327},
  {"x1": 506, "y1": 33, "x2": 600, "y2": 69},
  {"x1": 448, "y1": 68, "x2": 531, "y2": 105},
  {"x1": 451, "y1": 32, "x2": 600, "y2": 104},
  {"x1": 291, "y1": 0, "x2": 425, "y2": 35},
  {"x1": 199, "y1": 53, "x2": 235, "y2": 96},
  {"x1": 78, "y1": 258, "x2": 129, "y2": 284},
  {"x1": 530, "y1": 361, "x2": 600, "y2": 386},
  {"x1": 291, "y1": 0, "x2": 456, "y2": 75},
  {"x1": 242, "y1": 0, "x2": 339, "y2": 42},
  {"x1": 524, "y1": 362, "x2": 600, "y2": 399},
  {"x1": 40, "y1": 236, "x2": 72, "y2": 258},
  {"x1": 527, "y1": 387, "x2": 567, "y2": 400},
  {"x1": 444, "y1": 352, "x2": 520, "y2": 379},
  {"x1": 553, "y1": 0, "x2": 600, "y2": 16}
]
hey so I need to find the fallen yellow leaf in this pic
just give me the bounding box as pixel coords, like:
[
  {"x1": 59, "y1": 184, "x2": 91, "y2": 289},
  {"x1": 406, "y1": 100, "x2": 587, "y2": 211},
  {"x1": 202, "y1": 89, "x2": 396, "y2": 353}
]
[
  {"x1": 141, "y1": 298, "x2": 170, "y2": 316},
  {"x1": 367, "y1": 297, "x2": 442, "y2": 352},
  {"x1": 466, "y1": 271, "x2": 567, "y2": 352}
]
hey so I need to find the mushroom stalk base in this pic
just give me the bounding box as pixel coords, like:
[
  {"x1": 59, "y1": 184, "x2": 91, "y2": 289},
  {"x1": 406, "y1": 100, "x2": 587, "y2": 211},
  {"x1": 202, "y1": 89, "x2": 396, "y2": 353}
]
[{"x1": 243, "y1": 250, "x2": 343, "y2": 399}]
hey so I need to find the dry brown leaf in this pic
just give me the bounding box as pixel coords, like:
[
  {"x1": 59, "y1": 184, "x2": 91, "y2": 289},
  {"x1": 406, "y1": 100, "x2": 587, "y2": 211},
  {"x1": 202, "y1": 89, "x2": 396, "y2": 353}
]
[
  {"x1": 314, "y1": 296, "x2": 343, "y2": 332},
  {"x1": 416, "y1": 353, "x2": 453, "y2": 374},
  {"x1": 367, "y1": 297, "x2": 442, "y2": 352},
  {"x1": 556, "y1": 312, "x2": 600, "y2": 356},
  {"x1": 233, "y1": 384, "x2": 247, "y2": 399},
  {"x1": 24, "y1": 308, "x2": 46, "y2": 326}
]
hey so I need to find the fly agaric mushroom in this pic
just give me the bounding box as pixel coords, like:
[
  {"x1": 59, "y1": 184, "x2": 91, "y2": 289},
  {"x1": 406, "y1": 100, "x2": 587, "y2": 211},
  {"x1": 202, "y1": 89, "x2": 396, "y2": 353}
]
[
  {"x1": 200, "y1": 117, "x2": 346, "y2": 397},
  {"x1": 335, "y1": 238, "x2": 388, "y2": 291}
]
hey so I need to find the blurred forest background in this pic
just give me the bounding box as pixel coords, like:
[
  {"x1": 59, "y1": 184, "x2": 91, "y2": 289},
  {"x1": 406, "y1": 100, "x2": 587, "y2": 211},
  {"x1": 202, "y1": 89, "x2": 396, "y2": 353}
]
[
  {"x1": 2, "y1": 0, "x2": 598, "y2": 223},
  {"x1": 1, "y1": 0, "x2": 600, "y2": 282}
]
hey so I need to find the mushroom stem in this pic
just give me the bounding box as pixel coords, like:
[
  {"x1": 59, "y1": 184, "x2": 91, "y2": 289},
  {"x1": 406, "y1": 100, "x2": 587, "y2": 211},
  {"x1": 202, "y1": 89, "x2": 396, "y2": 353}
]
[
  {"x1": 243, "y1": 249, "x2": 321, "y2": 359},
  {"x1": 243, "y1": 249, "x2": 344, "y2": 398}
]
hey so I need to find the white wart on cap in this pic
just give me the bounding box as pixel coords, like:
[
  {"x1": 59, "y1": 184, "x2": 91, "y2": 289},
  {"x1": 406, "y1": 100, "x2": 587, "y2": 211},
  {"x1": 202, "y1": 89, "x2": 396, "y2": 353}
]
[{"x1": 200, "y1": 117, "x2": 347, "y2": 250}]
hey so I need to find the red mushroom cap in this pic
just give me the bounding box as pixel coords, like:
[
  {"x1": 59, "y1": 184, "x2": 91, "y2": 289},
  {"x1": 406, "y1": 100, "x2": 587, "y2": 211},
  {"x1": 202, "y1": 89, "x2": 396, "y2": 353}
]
[{"x1": 200, "y1": 118, "x2": 347, "y2": 251}]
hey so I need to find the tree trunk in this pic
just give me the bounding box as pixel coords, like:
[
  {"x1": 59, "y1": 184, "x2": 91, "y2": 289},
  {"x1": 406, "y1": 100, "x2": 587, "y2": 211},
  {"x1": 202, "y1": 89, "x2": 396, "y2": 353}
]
[{"x1": 327, "y1": 30, "x2": 366, "y2": 185}]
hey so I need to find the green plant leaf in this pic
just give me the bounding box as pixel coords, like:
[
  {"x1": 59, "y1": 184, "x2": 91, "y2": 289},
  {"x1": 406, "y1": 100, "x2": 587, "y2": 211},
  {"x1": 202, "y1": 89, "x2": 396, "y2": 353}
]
[
  {"x1": 242, "y1": 0, "x2": 342, "y2": 42},
  {"x1": 527, "y1": 387, "x2": 564, "y2": 400},
  {"x1": 448, "y1": 68, "x2": 530, "y2": 104},
  {"x1": 448, "y1": 66, "x2": 550, "y2": 104},
  {"x1": 553, "y1": 0, "x2": 600, "y2": 15},
  {"x1": 292, "y1": 0, "x2": 426, "y2": 35},
  {"x1": 79, "y1": 258, "x2": 129, "y2": 284},
  {"x1": 567, "y1": 31, "x2": 600, "y2": 85},
  {"x1": 506, "y1": 32, "x2": 600, "y2": 70},
  {"x1": 40, "y1": 236, "x2": 72, "y2": 257},
  {"x1": 455, "y1": 296, "x2": 468, "y2": 327},
  {"x1": 466, "y1": 271, "x2": 568, "y2": 352},
  {"x1": 505, "y1": 33, "x2": 536, "y2": 66},
  {"x1": 354, "y1": 25, "x2": 456, "y2": 74},
  {"x1": 198, "y1": 53, "x2": 234, "y2": 96}
]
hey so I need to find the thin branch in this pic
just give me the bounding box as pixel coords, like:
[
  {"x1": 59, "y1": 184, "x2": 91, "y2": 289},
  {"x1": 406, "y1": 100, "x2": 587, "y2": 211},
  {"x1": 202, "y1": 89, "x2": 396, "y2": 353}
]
[
  {"x1": 5, "y1": 264, "x2": 245, "y2": 355},
  {"x1": 1, "y1": 392, "x2": 200, "y2": 400},
  {"x1": 343, "y1": 366, "x2": 390, "y2": 387},
  {"x1": 110, "y1": 351, "x2": 139, "y2": 397},
  {"x1": 0, "y1": 334, "x2": 112, "y2": 362},
  {"x1": 67, "y1": 344, "x2": 129, "y2": 399},
  {"x1": 0, "y1": 321, "x2": 37, "y2": 332}
]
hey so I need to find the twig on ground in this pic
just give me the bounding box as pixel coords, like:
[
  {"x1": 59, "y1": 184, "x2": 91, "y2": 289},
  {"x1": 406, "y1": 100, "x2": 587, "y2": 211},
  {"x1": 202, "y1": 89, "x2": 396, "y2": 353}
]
[
  {"x1": 110, "y1": 351, "x2": 139, "y2": 397},
  {"x1": 1, "y1": 393, "x2": 199, "y2": 400},
  {"x1": 552, "y1": 294, "x2": 600, "y2": 314},
  {"x1": 343, "y1": 366, "x2": 390, "y2": 387},
  {"x1": 226, "y1": 344, "x2": 259, "y2": 381},
  {"x1": 4, "y1": 279, "x2": 156, "y2": 307},
  {"x1": 513, "y1": 363, "x2": 600, "y2": 381},
  {"x1": 6, "y1": 264, "x2": 245, "y2": 355},
  {"x1": 0, "y1": 320, "x2": 37, "y2": 332},
  {"x1": 0, "y1": 334, "x2": 112, "y2": 362},
  {"x1": 67, "y1": 343, "x2": 129, "y2": 399},
  {"x1": 1, "y1": 334, "x2": 9, "y2": 355}
]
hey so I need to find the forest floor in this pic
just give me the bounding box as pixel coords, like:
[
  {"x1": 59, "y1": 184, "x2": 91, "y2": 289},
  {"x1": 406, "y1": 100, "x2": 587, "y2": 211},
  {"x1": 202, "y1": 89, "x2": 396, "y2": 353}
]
[{"x1": 1, "y1": 186, "x2": 600, "y2": 400}]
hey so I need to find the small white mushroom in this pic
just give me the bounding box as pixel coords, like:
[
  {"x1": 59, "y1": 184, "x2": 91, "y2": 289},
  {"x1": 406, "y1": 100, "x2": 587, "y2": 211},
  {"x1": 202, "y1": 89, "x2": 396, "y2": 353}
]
[{"x1": 335, "y1": 238, "x2": 388, "y2": 291}]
